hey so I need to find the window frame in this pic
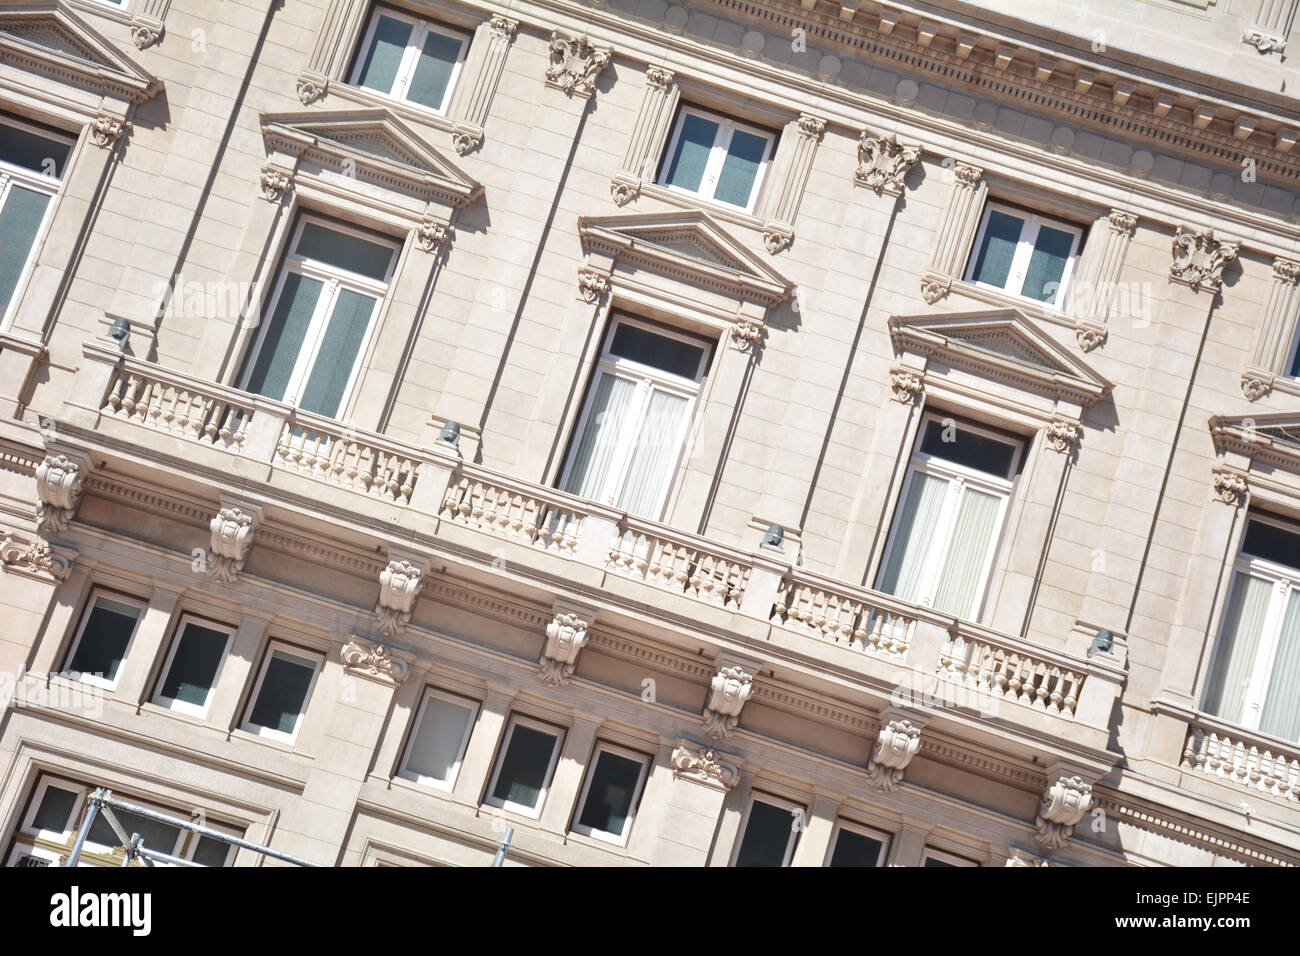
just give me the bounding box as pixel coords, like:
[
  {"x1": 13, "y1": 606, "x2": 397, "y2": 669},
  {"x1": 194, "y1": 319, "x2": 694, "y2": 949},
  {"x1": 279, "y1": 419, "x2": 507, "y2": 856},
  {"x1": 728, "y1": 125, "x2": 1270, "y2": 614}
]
[
  {"x1": 151, "y1": 613, "x2": 236, "y2": 718},
  {"x1": 482, "y1": 713, "x2": 565, "y2": 819},
  {"x1": 62, "y1": 588, "x2": 147, "y2": 691},
  {"x1": 730, "y1": 791, "x2": 805, "y2": 868},
  {"x1": 239, "y1": 640, "x2": 325, "y2": 745},
  {"x1": 657, "y1": 104, "x2": 777, "y2": 215},
  {"x1": 922, "y1": 846, "x2": 980, "y2": 867},
  {"x1": 348, "y1": 5, "x2": 471, "y2": 116},
  {"x1": 397, "y1": 685, "x2": 481, "y2": 792},
  {"x1": 824, "y1": 817, "x2": 891, "y2": 867},
  {"x1": 964, "y1": 200, "x2": 1084, "y2": 310},
  {"x1": 569, "y1": 740, "x2": 652, "y2": 846}
]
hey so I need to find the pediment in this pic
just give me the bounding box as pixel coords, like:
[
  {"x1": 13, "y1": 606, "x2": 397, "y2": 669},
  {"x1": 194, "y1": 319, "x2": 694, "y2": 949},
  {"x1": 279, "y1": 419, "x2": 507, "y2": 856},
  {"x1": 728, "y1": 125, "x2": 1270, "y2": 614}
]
[
  {"x1": 890, "y1": 309, "x2": 1112, "y2": 407},
  {"x1": 1211, "y1": 412, "x2": 1300, "y2": 470},
  {"x1": 261, "y1": 110, "x2": 482, "y2": 208},
  {"x1": 578, "y1": 211, "x2": 793, "y2": 307},
  {"x1": 0, "y1": 3, "x2": 158, "y2": 102}
]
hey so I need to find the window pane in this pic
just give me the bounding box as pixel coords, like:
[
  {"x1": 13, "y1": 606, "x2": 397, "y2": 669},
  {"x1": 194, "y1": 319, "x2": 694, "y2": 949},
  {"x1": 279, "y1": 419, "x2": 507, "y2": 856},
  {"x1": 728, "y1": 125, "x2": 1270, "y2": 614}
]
[
  {"x1": 970, "y1": 209, "x2": 1024, "y2": 289},
  {"x1": 1241, "y1": 520, "x2": 1300, "y2": 573},
  {"x1": 563, "y1": 373, "x2": 638, "y2": 501},
  {"x1": 89, "y1": 808, "x2": 180, "y2": 855},
  {"x1": 828, "y1": 829, "x2": 884, "y2": 867},
  {"x1": 1021, "y1": 224, "x2": 1075, "y2": 302},
  {"x1": 356, "y1": 15, "x2": 412, "y2": 95},
  {"x1": 245, "y1": 272, "x2": 323, "y2": 402},
  {"x1": 713, "y1": 128, "x2": 768, "y2": 207},
  {"x1": 191, "y1": 836, "x2": 232, "y2": 867},
  {"x1": 664, "y1": 113, "x2": 718, "y2": 193},
  {"x1": 931, "y1": 487, "x2": 1001, "y2": 618},
  {"x1": 920, "y1": 420, "x2": 1018, "y2": 478},
  {"x1": 1260, "y1": 592, "x2": 1300, "y2": 741},
  {"x1": 491, "y1": 724, "x2": 557, "y2": 809},
  {"x1": 248, "y1": 651, "x2": 317, "y2": 735},
  {"x1": 577, "y1": 751, "x2": 642, "y2": 836},
  {"x1": 0, "y1": 124, "x2": 70, "y2": 177},
  {"x1": 609, "y1": 323, "x2": 704, "y2": 379},
  {"x1": 878, "y1": 472, "x2": 948, "y2": 602},
  {"x1": 295, "y1": 223, "x2": 395, "y2": 282},
  {"x1": 407, "y1": 30, "x2": 463, "y2": 110},
  {"x1": 67, "y1": 599, "x2": 140, "y2": 682},
  {"x1": 31, "y1": 786, "x2": 77, "y2": 833},
  {"x1": 734, "y1": 800, "x2": 797, "y2": 867},
  {"x1": 924, "y1": 856, "x2": 956, "y2": 867},
  {"x1": 1204, "y1": 573, "x2": 1274, "y2": 723},
  {"x1": 0, "y1": 185, "x2": 51, "y2": 315},
  {"x1": 159, "y1": 622, "x2": 228, "y2": 708},
  {"x1": 1290, "y1": 341, "x2": 1300, "y2": 379},
  {"x1": 614, "y1": 388, "x2": 688, "y2": 518},
  {"x1": 405, "y1": 695, "x2": 475, "y2": 784},
  {"x1": 297, "y1": 288, "x2": 376, "y2": 418}
]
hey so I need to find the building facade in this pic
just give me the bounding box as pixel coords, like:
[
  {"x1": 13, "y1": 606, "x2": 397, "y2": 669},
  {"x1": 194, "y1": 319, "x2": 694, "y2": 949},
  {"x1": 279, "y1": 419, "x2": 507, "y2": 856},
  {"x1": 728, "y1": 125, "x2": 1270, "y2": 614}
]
[{"x1": 0, "y1": 0, "x2": 1298, "y2": 867}]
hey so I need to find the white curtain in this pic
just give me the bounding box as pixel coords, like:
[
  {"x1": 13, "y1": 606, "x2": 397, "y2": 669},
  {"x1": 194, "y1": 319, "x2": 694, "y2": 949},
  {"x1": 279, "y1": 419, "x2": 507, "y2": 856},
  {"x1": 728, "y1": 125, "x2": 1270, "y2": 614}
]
[
  {"x1": 563, "y1": 373, "x2": 636, "y2": 502},
  {"x1": 616, "y1": 388, "x2": 688, "y2": 518},
  {"x1": 878, "y1": 473, "x2": 948, "y2": 603},
  {"x1": 1204, "y1": 573, "x2": 1273, "y2": 724},
  {"x1": 1260, "y1": 591, "x2": 1300, "y2": 742},
  {"x1": 932, "y1": 488, "x2": 1001, "y2": 618}
]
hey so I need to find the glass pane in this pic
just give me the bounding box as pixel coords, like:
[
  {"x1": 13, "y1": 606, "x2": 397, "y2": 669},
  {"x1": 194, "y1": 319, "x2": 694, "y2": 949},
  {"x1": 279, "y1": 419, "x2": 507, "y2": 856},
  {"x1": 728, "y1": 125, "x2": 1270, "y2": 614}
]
[
  {"x1": 664, "y1": 113, "x2": 719, "y2": 193},
  {"x1": 1241, "y1": 520, "x2": 1300, "y2": 573},
  {"x1": 407, "y1": 29, "x2": 463, "y2": 110},
  {"x1": 577, "y1": 751, "x2": 643, "y2": 836},
  {"x1": 159, "y1": 622, "x2": 228, "y2": 708},
  {"x1": 1021, "y1": 223, "x2": 1075, "y2": 302},
  {"x1": 713, "y1": 128, "x2": 769, "y2": 207},
  {"x1": 294, "y1": 223, "x2": 395, "y2": 282},
  {"x1": 614, "y1": 388, "x2": 688, "y2": 518},
  {"x1": 1204, "y1": 573, "x2": 1274, "y2": 724},
  {"x1": 1290, "y1": 341, "x2": 1300, "y2": 379},
  {"x1": 245, "y1": 272, "x2": 323, "y2": 402},
  {"x1": 191, "y1": 836, "x2": 232, "y2": 867},
  {"x1": 0, "y1": 124, "x2": 70, "y2": 177},
  {"x1": 877, "y1": 472, "x2": 949, "y2": 602},
  {"x1": 828, "y1": 829, "x2": 884, "y2": 867},
  {"x1": 297, "y1": 288, "x2": 375, "y2": 418},
  {"x1": 924, "y1": 856, "x2": 957, "y2": 868},
  {"x1": 356, "y1": 15, "x2": 412, "y2": 95},
  {"x1": 734, "y1": 800, "x2": 797, "y2": 867},
  {"x1": 608, "y1": 323, "x2": 704, "y2": 379},
  {"x1": 31, "y1": 786, "x2": 77, "y2": 833},
  {"x1": 563, "y1": 373, "x2": 638, "y2": 501},
  {"x1": 0, "y1": 185, "x2": 51, "y2": 315},
  {"x1": 1260, "y1": 591, "x2": 1300, "y2": 741},
  {"x1": 920, "y1": 420, "x2": 1018, "y2": 478},
  {"x1": 67, "y1": 599, "x2": 140, "y2": 682},
  {"x1": 931, "y1": 487, "x2": 1002, "y2": 618},
  {"x1": 248, "y1": 651, "x2": 317, "y2": 735},
  {"x1": 89, "y1": 808, "x2": 180, "y2": 855},
  {"x1": 491, "y1": 724, "x2": 557, "y2": 809},
  {"x1": 405, "y1": 694, "x2": 475, "y2": 784},
  {"x1": 970, "y1": 209, "x2": 1024, "y2": 289}
]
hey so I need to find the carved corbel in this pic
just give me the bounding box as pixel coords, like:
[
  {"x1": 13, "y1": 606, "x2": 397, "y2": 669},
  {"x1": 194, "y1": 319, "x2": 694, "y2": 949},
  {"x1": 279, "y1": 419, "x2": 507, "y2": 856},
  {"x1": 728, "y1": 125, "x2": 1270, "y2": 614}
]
[
  {"x1": 855, "y1": 131, "x2": 921, "y2": 196},
  {"x1": 452, "y1": 126, "x2": 483, "y2": 155},
  {"x1": 865, "y1": 710, "x2": 926, "y2": 791},
  {"x1": 374, "y1": 554, "x2": 427, "y2": 636},
  {"x1": 544, "y1": 32, "x2": 612, "y2": 98},
  {"x1": 1241, "y1": 372, "x2": 1273, "y2": 402},
  {"x1": 577, "y1": 266, "x2": 611, "y2": 304},
  {"x1": 260, "y1": 163, "x2": 293, "y2": 202},
  {"x1": 670, "y1": 739, "x2": 741, "y2": 791},
  {"x1": 35, "y1": 453, "x2": 87, "y2": 535},
  {"x1": 702, "y1": 664, "x2": 754, "y2": 739},
  {"x1": 1045, "y1": 419, "x2": 1081, "y2": 454},
  {"x1": 1034, "y1": 772, "x2": 1093, "y2": 849},
  {"x1": 1212, "y1": 468, "x2": 1248, "y2": 506},
  {"x1": 416, "y1": 219, "x2": 453, "y2": 254},
  {"x1": 1075, "y1": 324, "x2": 1106, "y2": 352},
  {"x1": 920, "y1": 275, "x2": 951, "y2": 304},
  {"x1": 890, "y1": 366, "x2": 924, "y2": 404},
  {"x1": 206, "y1": 501, "x2": 262, "y2": 583},
  {"x1": 91, "y1": 113, "x2": 130, "y2": 149},
  {"x1": 1169, "y1": 226, "x2": 1238, "y2": 293},
  {"x1": 130, "y1": 16, "x2": 163, "y2": 50},
  {"x1": 341, "y1": 636, "x2": 410, "y2": 686},
  {"x1": 0, "y1": 534, "x2": 73, "y2": 583},
  {"x1": 729, "y1": 318, "x2": 765, "y2": 353},
  {"x1": 295, "y1": 72, "x2": 327, "y2": 105},
  {"x1": 538, "y1": 600, "x2": 597, "y2": 686}
]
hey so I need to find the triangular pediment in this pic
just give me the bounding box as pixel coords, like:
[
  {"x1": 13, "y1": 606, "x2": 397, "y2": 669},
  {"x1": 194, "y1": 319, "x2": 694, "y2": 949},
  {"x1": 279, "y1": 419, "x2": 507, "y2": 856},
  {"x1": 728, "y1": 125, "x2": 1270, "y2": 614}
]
[
  {"x1": 890, "y1": 309, "x2": 1112, "y2": 406},
  {"x1": 578, "y1": 211, "x2": 793, "y2": 306},
  {"x1": 261, "y1": 110, "x2": 482, "y2": 208},
  {"x1": 1211, "y1": 412, "x2": 1300, "y2": 470},
  {"x1": 0, "y1": 3, "x2": 158, "y2": 102}
]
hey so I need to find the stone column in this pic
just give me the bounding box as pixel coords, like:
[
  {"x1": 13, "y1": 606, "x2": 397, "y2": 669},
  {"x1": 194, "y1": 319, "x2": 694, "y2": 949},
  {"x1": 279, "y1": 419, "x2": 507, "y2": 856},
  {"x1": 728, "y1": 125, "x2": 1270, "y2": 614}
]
[
  {"x1": 113, "y1": 584, "x2": 184, "y2": 705},
  {"x1": 789, "y1": 793, "x2": 839, "y2": 866},
  {"x1": 205, "y1": 611, "x2": 270, "y2": 733},
  {"x1": 451, "y1": 683, "x2": 515, "y2": 805},
  {"x1": 537, "y1": 712, "x2": 601, "y2": 834}
]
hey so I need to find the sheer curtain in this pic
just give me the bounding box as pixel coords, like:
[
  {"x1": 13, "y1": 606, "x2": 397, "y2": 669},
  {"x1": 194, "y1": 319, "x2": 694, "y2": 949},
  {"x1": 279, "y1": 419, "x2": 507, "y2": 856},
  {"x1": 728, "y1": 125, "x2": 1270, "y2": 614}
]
[
  {"x1": 563, "y1": 373, "x2": 637, "y2": 502},
  {"x1": 1260, "y1": 591, "x2": 1300, "y2": 742},
  {"x1": 932, "y1": 488, "x2": 1000, "y2": 617},
  {"x1": 616, "y1": 388, "x2": 688, "y2": 518},
  {"x1": 878, "y1": 473, "x2": 948, "y2": 603},
  {"x1": 1204, "y1": 573, "x2": 1273, "y2": 724}
]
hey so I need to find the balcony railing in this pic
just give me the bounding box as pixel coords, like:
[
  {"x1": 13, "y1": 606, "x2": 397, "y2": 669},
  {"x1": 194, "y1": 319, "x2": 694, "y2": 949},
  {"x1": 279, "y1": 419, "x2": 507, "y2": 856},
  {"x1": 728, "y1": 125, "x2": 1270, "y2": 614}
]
[
  {"x1": 1181, "y1": 716, "x2": 1300, "y2": 803},
  {"x1": 101, "y1": 359, "x2": 254, "y2": 452},
  {"x1": 607, "y1": 516, "x2": 751, "y2": 611},
  {"x1": 439, "y1": 471, "x2": 593, "y2": 555},
  {"x1": 938, "y1": 629, "x2": 1084, "y2": 719},
  {"x1": 274, "y1": 409, "x2": 422, "y2": 506},
  {"x1": 770, "y1": 569, "x2": 916, "y2": 659}
]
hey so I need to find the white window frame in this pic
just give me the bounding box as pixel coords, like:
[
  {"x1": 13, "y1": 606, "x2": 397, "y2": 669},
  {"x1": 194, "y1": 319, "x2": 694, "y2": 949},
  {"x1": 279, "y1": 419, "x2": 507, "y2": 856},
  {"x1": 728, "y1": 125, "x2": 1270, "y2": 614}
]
[
  {"x1": 0, "y1": 115, "x2": 73, "y2": 331},
  {"x1": 965, "y1": 200, "x2": 1084, "y2": 309},
  {"x1": 397, "y1": 686, "x2": 480, "y2": 792},
  {"x1": 875, "y1": 412, "x2": 1023, "y2": 621},
  {"x1": 558, "y1": 314, "x2": 711, "y2": 521},
  {"x1": 730, "y1": 792, "x2": 805, "y2": 867},
  {"x1": 239, "y1": 641, "x2": 324, "y2": 745},
  {"x1": 237, "y1": 215, "x2": 400, "y2": 419},
  {"x1": 483, "y1": 714, "x2": 565, "y2": 819},
  {"x1": 922, "y1": 846, "x2": 979, "y2": 867},
  {"x1": 63, "y1": 589, "x2": 146, "y2": 691},
  {"x1": 824, "y1": 818, "x2": 891, "y2": 867},
  {"x1": 1204, "y1": 514, "x2": 1300, "y2": 740},
  {"x1": 658, "y1": 104, "x2": 777, "y2": 214},
  {"x1": 151, "y1": 614, "x2": 236, "y2": 718},
  {"x1": 570, "y1": 741, "x2": 651, "y2": 846},
  {"x1": 349, "y1": 5, "x2": 471, "y2": 115}
]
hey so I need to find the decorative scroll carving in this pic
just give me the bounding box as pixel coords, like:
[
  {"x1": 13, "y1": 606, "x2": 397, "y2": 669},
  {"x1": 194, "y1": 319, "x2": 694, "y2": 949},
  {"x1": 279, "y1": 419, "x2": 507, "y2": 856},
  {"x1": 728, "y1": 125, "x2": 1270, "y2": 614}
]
[
  {"x1": 855, "y1": 132, "x2": 921, "y2": 196},
  {"x1": 1213, "y1": 469, "x2": 1248, "y2": 506},
  {"x1": 702, "y1": 665, "x2": 754, "y2": 739},
  {"x1": 207, "y1": 505, "x2": 259, "y2": 584},
  {"x1": 953, "y1": 162, "x2": 982, "y2": 188},
  {"x1": 295, "y1": 74, "x2": 326, "y2": 105},
  {"x1": 375, "y1": 559, "x2": 424, "y2": 636},
  {"x1": 452, "y1": 128, "x2": 482, "y2": 155},
  {"x1": 341, "y1": 637, "x2": 409, "y2": 685},
  {"x1": 577, "y1": 266, "x2": 610, "y2": 303},
  {"x1": 890, "y1": 367, "x2": 923, "y2": 404},
  {"x1": 1107, "y1": 210, "x2": 1138, "y2": 235},
  {"x1": 0, "y1": 534, "x2": 72, "y2": 582},
  {"x1": 763, "y1": 228, "x2": 792, "y2": 255},
  {"x1": 920, "y1": 276, "x2": 950, "y2": 304},
  {"x1": 1034, "y1": 774, "x2": 1093, "y2": 849},
  {"x1": 35, "y1": 454, "x2": 84, "y2": 535},
  {"x1": 729, "y1": 318, "x2": 765, "y2": 352},
  {"x1": 91, "y1": 113, "x2": 129, "y2": 148},
  {"x1": 129, "y1": 17, "x2": 162, "y2": 50},
  {"x1": 539, "y1": 608, "x2": 593, "y2": 686},
  {"x1": 544, "y1": 32, "x2": 611, "y2": 98},
  {"x1": 1241, "y1": 374, "x2": 1272, "y2": 402},
  {"x1": 259, "y1": 163, "x2": 292, "y2": 202},
  {"x1": 416, "y1": 219, "x2": 453, "y2": 254},
  {"x1": 671, "y1": 740, "x2": 740, "y2": 790},
  {"x1": 865, "y1": 716, "x2": 923, "y2": 791},
  {"x1": 1169, "y1": 226, "x2": 1238, "y2": 293},
  {"x1": 1045, "y1": 419, "x2": 1081, "y2": 453},
  {"x1": 1075, "y1": 325, "x2": 1106, "y2": 352}
]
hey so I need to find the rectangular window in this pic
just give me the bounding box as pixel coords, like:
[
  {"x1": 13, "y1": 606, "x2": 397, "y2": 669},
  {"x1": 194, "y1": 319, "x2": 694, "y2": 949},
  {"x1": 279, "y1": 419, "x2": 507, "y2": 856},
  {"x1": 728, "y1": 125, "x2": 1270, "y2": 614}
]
[
  {"x1": 825, "y1": 819, "x2": 889, "y2": 867},
  {"x1": 571, "y1": 743, "x2": 650, "y2": 845},
  {"x1": 398, "y1": 687, "x2": 479, "y2": 791},
  {"x1": 239, "y1": 216, "x2": 399, "y2": 419},
  {"x1": 559, "y1": 316, "x2": 711, "y2": 520},
  {"x1": 0, "y1": 116, "x2": 72, "y2": 328},
  {"x1": 1288, "y1": 335, "x2": 1300, "y2": 380},
  {"x1": 965, "y1": 201, "x2": 1083, "y2": 308},
  {"x1": 152, "y1": 615, "x2": 235, "y2": 717},
  {"x1": 732, "y1": 794, "x2": 803, "y2": 867},
  {"x1": 484, "y1": 715, "x2": 564, "y2": 817},
  {"x1": 241, "y1": 642, "x2": 323, "y2": 744},
  {"x1": 922, "y1": 847, "x2": 979, "y2": 867},
  {"x1": 350, "y1": 6, "x2": 470, "y2": 114},
  {"x1": 876, "y1": 414, "x2": 1023, "y2": 621},
  {"x1": 63, "y1": 591, "x2": 145, "y2": 689},
  {"x1": 1204, "y1": 515, "x2": 1300, "y2": 743},
  {"x1": 658, "y1": 105, "x2": 776, "y2": 213}
]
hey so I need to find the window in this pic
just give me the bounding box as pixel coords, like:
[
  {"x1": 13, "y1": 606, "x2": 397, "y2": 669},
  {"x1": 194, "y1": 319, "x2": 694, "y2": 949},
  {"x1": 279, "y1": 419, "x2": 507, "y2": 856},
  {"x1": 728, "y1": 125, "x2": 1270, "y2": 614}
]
[
  {"x1": 63, "y1": 591, "x2": 145, "y2": 690},
  {"x1": 240, "y1": 216, "x2": 399, "y2": 419},
  {"x1": 732, "y1": 794, "x2": 803, "y2": 867},
  {"x1": 571, "y1": 743, "x2": 650, "y2": 845},
  {"x1": 965, "y1": 201, "x2": 1083, "y2": 308},
  {"x1": 1288, "y1": 334, "x2": 1300, "y2": 380},
  {"x1": 350, "y1": 6, "x2": 470, "y2": 114},
  {"x1": 240, "y1": 642, "x2": 323, "y2": 744},
  {"x1": 559, "y1": 316, "x2": 711, "y2": 520},
  {"x1": 826, "y1": 819, "x2": 889, "y2": 867},
  {"x1": 922, "y1": 847, "x2": 979, "y2": 867},
  {"x1": 0, "y1": 116, "x2": 72, "y2": 328},
  {"x1": 484, "y1": 715, "x2": 564, "y2": 817},
  {"x1": 1204, "y1": 515, "x2": 1300, "y2": 743},
  {"x1": 658, "y1": 105, "x2": 776, "y2": 213},
  {"x1": 398, "y1": 687, "x2": 479, "y2": 791},
  {"x1": 152, "y1": 615, "x2": 234, "y2": 717},
  {"x1": 876, "y1": 414, "x2": 1024, "y2": 620}
]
